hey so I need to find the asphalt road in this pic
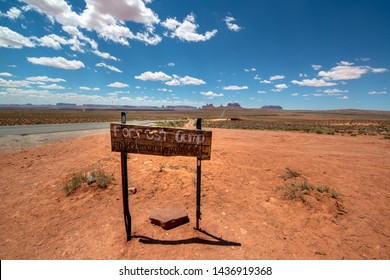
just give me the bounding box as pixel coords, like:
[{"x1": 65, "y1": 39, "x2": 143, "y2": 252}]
[
  {"x1": 0, "y1": 121, "x2": 155, "y2": 152},
  {"x1": 0, "y1": 121, "x2": 157, "y2": 137}
]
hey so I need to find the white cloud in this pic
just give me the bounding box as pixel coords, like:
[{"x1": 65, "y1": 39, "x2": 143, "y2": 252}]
[
  {"x1": 38, "y1": 84, "x2": 65, "y2": 90},
  {"x1": 92, "y1": 49, "x2": 118, "y2": 61},
  {"x1": 291, "y1": 78, "x2": 337, "y2": 87},
  {"x1": 224, "y1": 16, "x2": 242, "y2": 32},
  {"x1": 245, "y1": 68, "x2": 256, "y2": 72},
  {"x1": 0, "y1": 72, "x2": 13, "y2": 77},
  {"x1": 165, "y1": 79, "x2": 181, "y2": 86},
  {"x1": 80, "y1": 86, "x2": 100, "y2": 91},
  {"x1": 135, "y1": 71, "x2": 172, "y2": 81},
  {"x1": 26, "y1": 76, "x2": 66, "y2": 83},
  {"x1": 318, "y1": 65, "x2": 369, "y2": 80},
  {"x1": 311, "y1": 64, "x2": 322, "y2": 71},
  {"x1": 254, "y1": 74, "x2": 261, "y2": 80},
  {"x1": 0, "y1": 26, "x2": 35, "y2": 48},
  {"x1": 338, "y1": 96, "x2": 349, "y2": 99},
  {"x1": 37, "y1": 34, "x2": 70, "y2": 50},
  {"x1": 318, "y1": 62, "x2": 388, "y2": 81},
  {"x1": 223, "y1": 85, "x2": 248, "y2": 90},
  {"x1": 338, "y1": 61, "x2": 354, "y2": 66},
  {"x1": 291, "y1": 93, "x2": 299, "y2": 96},
  {"x1": 157, "y1": 88, "x2": 172, "y2": 93},
  {"x1": 1, "y1": 7, "x2": 22, "y2": 20},
  {"x1": 178, "y1": 75, "x2": 206, "y2": 85},
  {"x1": 269, "y1": 75, "x2": 285, "y2": 81},
  {"x1": 27, "y1": 56, "x2": 85, "y2": 70},
  {"x1": 260, "y1": 80, "x2": 271, "y2": 84},
  {"x1": 323, "y1": 89, "x2": 349, "y2": 96},
  {"x1": 368, "y1": 91, "x2": 387, "y2": 95},
  {"x1": 0, "y1": 77, "x2": 31, "y2": 88},
  {"x1": 135, "y1": 71, "x2": 205, "y2": 86},
  {"x1": 107, "y1": 82, "x2": 129, "y2": 88},
  {"x1": 162, "y1": 13, "x2": 218, "y2": 42},
  {"x1": 96, "y1": 62, "x2": 122, "y2": 73},
  {"x1": 165, "y1": 75, "x2": 206, "y2": 86},
  {"x1": 168, "y1": 62, "x2": 175, "y2": 67},
  {"x1": 24, "y1": 0, "x2": 161, "y2": 46},
  {"x1": 371, "y1": 68, "x2": 388, "y2": 73},
  {"x1": 200, "y1": 91, "x2": 224, "y2": 98},
  {"x1": 272, "y1": 83, "x2": 288, "y2": 92}
]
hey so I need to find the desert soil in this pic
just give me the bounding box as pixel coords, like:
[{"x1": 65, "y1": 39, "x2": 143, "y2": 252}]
[{"x1": 0, "y1": 128, "x2": 389, "y2": 260}]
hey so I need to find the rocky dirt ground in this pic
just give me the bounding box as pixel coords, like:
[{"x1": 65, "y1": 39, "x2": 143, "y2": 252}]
[{"x1": 0, "y1": 127, "x2": 389, "y2": 260}]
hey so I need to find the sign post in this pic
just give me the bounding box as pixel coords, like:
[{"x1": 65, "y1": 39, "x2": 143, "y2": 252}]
[
  {"x1": 195, "y1": 118, "x2": 202, "y2": 230},
  {"x1": 110, "y1": 117, "x2": 212, "y2": 240},
  {"x1": 120, "y1": 112, "x2": 132, "y2": 241}
]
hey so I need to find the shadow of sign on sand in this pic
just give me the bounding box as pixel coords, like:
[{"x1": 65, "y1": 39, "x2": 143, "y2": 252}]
[{"x1": 134, "y1": 229, "x2": 241, "y2": 247}]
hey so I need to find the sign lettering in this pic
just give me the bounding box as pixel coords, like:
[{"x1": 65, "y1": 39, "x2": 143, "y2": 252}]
[{"x1": 110, "y1": 123, "x2": 212, "y2": 160}]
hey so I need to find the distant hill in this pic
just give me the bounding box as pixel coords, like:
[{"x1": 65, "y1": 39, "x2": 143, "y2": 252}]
[{"x1": 261, "y1": 105, "x2": 283, "y2": 110}]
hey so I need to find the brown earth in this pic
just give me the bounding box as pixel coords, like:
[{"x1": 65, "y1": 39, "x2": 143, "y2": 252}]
[{"x1": 0, "y1": 128, "x2": 389, "y2": 260}]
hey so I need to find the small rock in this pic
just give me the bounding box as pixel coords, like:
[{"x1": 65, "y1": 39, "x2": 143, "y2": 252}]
[
  {"x1": 87, "y1": 175, "x2": 95, "y2": 185},
  {"x1": 149, "y1": 208, "x2": 189, "y2": 230},
  {"x1": 128, "y1": 187, "x2": 137, "y2": 195}
]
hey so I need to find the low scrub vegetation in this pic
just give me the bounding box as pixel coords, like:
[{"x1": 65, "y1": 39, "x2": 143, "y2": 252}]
[{"x1": 63, "y1": 169, "x2": 114, "y2": 196}]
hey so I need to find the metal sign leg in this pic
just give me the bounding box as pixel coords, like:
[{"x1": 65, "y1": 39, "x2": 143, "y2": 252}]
[
  {"x1": 195, "y1": 118, "x2": 202, "y2": 230},
  {"x1": 120, "y1": 112, "x2": 132, "y2": 241}
]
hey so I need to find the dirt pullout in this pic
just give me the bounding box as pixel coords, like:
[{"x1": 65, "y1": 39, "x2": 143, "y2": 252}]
[{"x1": 0, "y1": 129, "x2": 389, "y2": 259}]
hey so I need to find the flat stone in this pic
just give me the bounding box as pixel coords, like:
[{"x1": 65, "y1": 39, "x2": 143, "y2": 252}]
[{"x1": 149, "y1": 208, "x2": 189, "y2": 230}]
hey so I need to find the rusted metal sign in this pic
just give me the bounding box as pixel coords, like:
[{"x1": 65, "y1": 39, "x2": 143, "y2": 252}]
[{"x1": 110, "y1": 123, "x2": 212, "y2": 160}]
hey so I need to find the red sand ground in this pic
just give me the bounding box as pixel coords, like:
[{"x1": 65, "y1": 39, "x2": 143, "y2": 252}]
[{"x1": 0, "y1": 128, "x2": 389, "y2": 259}]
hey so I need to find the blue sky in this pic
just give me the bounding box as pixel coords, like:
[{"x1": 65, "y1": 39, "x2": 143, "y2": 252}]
[{"x1": 0, "y1": 0, "x2": 389, "y2": 110}]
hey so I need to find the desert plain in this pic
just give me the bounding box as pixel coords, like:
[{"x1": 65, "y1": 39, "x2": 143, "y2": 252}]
[{"x1": 0, "y1": 108, "x2": 389, "y2": 260}]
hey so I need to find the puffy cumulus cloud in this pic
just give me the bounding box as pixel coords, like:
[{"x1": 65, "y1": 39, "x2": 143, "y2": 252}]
[
  {"x1": 0, "y1": 72, "x2": 13, "y2": 77},
  {"x1": 107, "y1": 82, "x2": 129, "y2": 88},
  {"x1": 223, "y1": 85, "x2": 248, "y2": 90},
  {"x1": 135, "y1": 71, "x2": 172, "y2": 81},
  {"x1": 224, "y1": 16, "x2": 242, "y2": 32},
  {"x1": 0, "y1": 26, "x2": 35, "y2": 48},
  {"x1": 162, "y1": 13, "x2": 217, "y2": 42},
  {"x1": 0, "y1": 7, "x2": 23, "y2": 20},
  {"x1": 38, "y1": 84, "x2": 65, "y2": 90},
  {"x1": 200, "y1": 91, "x2": 224, "y2": 98},
  {"x1": 26, "y1": 76, "x2": 66, "y2": 83},
  {"x1": 84, "y1": 0, "x2": 159, "y2": 24},
  {"x1": 291, "y1": 78, "x2": 337, "y2": 87},
  {"x1": 96, "y1": 62, "x2": 122, "y2": 73},
  {"x1": 260, "y1": 80, "x2": 271, "y2": 84},
  {"x1": 174, "y1": 75, "x2": 206, "y2": 86},
  {"x1": 0, "y1": 77, "x2": 32, "y2": 88},
  {"x1": 61, "y1": 25, "x2": 118, "y2": 59},
  {"x1": 135, "y1": 71, "x2": 206, "y2": 86},
  {"x1": 23, "y1": 0, "x2": 80, "y2": 26},
  {"x1": 318, "y1": 61, "x2": 388, "y2": 81},
  {"x1": 36, "y1": 34, "x2": 71, "y2": 50},
  {"x1": 27, "y1": 56, "x2": 85, "y2": 70},
  {"x1": 272, "y1": 83, "x2": 288, "y2": 92},
  {"x1": 23, "y1": 0, "x2": 161, "y2": 46},
  {"x1": 269, "y1": 75, "x2": 285, "y2": 81}
]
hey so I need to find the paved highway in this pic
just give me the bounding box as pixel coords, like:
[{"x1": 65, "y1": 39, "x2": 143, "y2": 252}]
[
  {"x1": 0, "y1": 121, "x2": 156, "y2": 152},
  {"x1": 0, "y1": 121, "x2": 155, "y2": 137}
]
